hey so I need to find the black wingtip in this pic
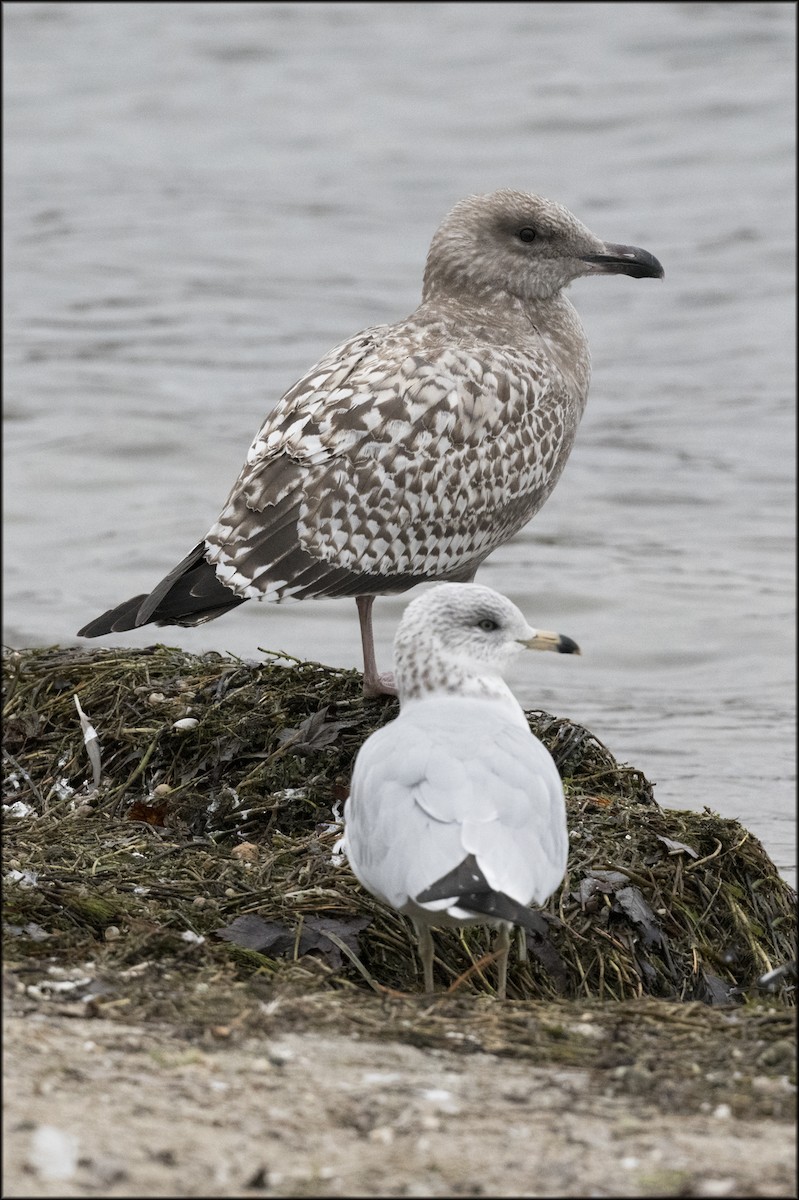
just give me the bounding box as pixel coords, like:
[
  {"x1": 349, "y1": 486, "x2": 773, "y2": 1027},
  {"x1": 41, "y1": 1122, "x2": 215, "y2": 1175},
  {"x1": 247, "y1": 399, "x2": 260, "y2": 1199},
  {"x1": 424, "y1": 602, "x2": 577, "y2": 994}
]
[
  {"x1": 415, "y1": 855, "x2": 554, "y2": 938},
  {"x1": 449, "y1": 890, "x2": 550, "y2": 937},
  {"x1": 77, "y1": 594, "x2": 149, "y2": 638},
  {"x1": 416, "y1": 854, "x2": 488, "y2": 904}
]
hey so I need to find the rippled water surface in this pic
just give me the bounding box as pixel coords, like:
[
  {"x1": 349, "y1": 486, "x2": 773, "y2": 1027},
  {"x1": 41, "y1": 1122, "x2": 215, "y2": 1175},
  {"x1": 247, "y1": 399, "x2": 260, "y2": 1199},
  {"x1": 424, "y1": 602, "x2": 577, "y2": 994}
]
[{"x1": 4, "y1": 2, "x2": 795, "y2": 883}]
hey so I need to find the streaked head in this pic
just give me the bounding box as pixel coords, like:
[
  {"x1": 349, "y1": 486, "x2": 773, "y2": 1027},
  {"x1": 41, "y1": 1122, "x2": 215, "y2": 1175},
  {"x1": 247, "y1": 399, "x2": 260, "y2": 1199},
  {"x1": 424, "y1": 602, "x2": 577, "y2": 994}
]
[
  {"x1": 393, "y1": 582, "x2": 579, "y2": 702},
  {"x1": 423, "y1": 189, "x2": 664, "y2": 304}
]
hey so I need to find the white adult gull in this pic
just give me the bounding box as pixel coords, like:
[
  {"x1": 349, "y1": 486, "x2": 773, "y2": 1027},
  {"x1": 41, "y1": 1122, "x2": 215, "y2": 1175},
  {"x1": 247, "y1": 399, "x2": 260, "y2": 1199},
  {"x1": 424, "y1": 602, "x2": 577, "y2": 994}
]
[
  {"x1": 341, "y1": 582, "x2": 578, "y2": 997},
  {"x1": 77, "y1": 190, "x2": 661, "y2": 694}
]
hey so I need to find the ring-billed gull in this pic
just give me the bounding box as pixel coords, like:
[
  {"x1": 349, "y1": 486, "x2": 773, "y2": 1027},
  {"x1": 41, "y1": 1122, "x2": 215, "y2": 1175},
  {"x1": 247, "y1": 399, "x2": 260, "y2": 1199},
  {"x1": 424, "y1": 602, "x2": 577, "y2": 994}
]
[
  {"x1": 341, "y1": 582, "x2": 578, "y2": 997},
  {"x1": 78, "y1": 190, "x2": 660, "y2": 694}
]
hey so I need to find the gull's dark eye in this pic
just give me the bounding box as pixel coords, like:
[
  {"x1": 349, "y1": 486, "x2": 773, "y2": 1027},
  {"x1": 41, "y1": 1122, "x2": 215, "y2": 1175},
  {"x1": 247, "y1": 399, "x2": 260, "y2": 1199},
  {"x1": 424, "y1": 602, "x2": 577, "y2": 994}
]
[
  {"x1": 477, "y1": 617, "x2": 500, "y2": 632},
  {"x1": 518, "y1": 227, "x2": 537, "y2": 243}
]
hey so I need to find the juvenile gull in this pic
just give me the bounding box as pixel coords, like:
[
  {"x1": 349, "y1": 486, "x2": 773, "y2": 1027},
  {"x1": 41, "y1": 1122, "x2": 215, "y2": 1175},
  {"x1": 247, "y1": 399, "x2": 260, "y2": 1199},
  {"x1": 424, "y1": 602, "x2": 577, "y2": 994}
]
[
  {"x1": 341, "y1": 582, "x2": 577, "y2": 997},
  {"x1": 78, "y1": 190, "x2": 662, "y2": 694}
]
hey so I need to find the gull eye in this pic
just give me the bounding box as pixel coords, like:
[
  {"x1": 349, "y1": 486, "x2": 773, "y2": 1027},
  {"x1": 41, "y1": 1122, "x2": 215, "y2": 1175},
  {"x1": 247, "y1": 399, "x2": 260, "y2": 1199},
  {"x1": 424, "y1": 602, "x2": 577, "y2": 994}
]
[
  {"x1": 518, "y1": 227, "x2": 537, "y2": 243},
  {"x1": 477, "y1": 617, "x2": 500, "y2": 632}
]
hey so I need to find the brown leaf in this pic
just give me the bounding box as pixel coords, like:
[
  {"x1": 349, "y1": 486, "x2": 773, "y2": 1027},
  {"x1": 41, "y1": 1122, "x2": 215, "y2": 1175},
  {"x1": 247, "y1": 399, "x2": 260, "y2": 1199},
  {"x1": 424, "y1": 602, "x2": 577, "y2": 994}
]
[{"x1": 126, "y1": 797, "x2": 171, "y2": 826}]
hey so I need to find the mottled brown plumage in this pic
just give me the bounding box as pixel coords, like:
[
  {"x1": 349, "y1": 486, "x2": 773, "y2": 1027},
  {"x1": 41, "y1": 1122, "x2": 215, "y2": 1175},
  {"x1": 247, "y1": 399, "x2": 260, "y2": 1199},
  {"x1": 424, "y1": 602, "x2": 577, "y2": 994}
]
[{"x1": 78, "y1": 190, "x2": 663, "y2": 693}]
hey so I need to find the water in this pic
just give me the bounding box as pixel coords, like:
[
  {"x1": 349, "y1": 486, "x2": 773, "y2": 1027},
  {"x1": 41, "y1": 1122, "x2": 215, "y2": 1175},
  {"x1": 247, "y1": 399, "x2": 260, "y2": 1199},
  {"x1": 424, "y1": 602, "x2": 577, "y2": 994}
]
[{"x1": 4, "y1": 2, "x2": 795, "y2": 885}]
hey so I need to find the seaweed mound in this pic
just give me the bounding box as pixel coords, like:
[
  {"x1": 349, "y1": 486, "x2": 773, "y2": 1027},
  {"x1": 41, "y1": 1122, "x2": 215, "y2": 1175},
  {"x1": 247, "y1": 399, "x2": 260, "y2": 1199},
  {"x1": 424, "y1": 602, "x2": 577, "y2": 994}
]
[{"x1": 3, "y1": 645, "x2": 795, "y2": 1010}]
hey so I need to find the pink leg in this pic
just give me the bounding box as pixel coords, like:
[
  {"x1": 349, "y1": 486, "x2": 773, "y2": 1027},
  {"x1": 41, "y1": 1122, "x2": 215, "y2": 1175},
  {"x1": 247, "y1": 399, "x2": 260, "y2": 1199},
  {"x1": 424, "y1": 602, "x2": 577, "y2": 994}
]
[{"x1": 355, "y1": 595, "x2": 397, "y2": 697}]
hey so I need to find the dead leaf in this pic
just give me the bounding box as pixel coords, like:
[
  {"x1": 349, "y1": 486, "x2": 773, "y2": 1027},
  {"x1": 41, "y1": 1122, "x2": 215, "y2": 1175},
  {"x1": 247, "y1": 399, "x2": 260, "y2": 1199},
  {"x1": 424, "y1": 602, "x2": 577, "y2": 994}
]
[
  {"x1": 696, "y1": 969, "x2": 736, "y2": 1005},
  {"x1": 215, "y1": 914, "x2": 293, "y2": 954},
  {"x1": 299, "y1": 915, "x2": 372, "y2": 969},
  {"x1": 656, "y1": 835, "x2": 699, "y2": 858},
  {"x1": 276, "y1": 707, "x2": 350, "y2": 755},
  {"x1": 613, "y1": 885, "x2": 667, "y2": 949},
  {"x1": 522, "y1": 917, "x2": 569, "y2": 992},
  {"x1": 215, "y1": 912, "x2": 371, "y2": 969},
  {"x1": 126, "y1": 797, "x2": 171, "y2": 826},
  {"x1": 573, "y1": 869, "x2": 630, "y2": 909}
]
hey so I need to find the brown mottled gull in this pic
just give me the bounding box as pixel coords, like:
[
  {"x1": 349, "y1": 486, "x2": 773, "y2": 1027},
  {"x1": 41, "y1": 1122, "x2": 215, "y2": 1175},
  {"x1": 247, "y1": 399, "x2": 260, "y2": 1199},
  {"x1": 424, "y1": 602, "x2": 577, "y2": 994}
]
[
  {"x1": 340, "y1": 582, "x2": 578, "y2": 996},
  {"x1": 78, "y1": 190, "x2": 662, "y2": 694}
]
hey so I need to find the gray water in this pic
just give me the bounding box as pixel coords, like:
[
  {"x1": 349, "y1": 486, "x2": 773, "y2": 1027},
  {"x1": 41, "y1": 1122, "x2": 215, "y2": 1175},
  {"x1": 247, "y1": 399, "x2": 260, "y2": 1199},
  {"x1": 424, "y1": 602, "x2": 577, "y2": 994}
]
[{"x1": 4, "y1": 2, "x2": 795, "y2": 885}]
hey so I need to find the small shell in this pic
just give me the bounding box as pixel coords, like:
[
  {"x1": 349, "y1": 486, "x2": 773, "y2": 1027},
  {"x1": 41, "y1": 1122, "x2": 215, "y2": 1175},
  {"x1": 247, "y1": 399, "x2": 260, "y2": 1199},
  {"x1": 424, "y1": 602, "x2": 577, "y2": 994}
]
[{"x1": 172, "y1": 717, "x2": 199, "y2": 732}]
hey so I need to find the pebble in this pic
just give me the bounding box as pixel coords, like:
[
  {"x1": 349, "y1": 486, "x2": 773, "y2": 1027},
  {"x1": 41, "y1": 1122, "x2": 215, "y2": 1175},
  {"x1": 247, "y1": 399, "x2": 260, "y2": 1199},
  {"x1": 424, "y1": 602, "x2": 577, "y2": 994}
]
[
  {"x1": 28, "y1": 1125, "x2": 79, "y2": 1181},
  {"x1": 696, "y1": 1179, "x2": 737, "y2": 1198},
  {"x1": 368, "y1": 1126, "x2": 395, "y2": 1145},
  {"x1": 231, "y1": 842, "x2": 259, "y2": 862}
]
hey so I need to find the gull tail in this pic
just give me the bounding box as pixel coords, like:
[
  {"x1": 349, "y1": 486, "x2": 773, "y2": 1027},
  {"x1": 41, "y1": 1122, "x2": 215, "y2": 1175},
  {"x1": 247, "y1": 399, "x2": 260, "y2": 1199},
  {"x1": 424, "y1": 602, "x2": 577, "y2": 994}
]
[
  {"x1": 416, "y1": 853, "x2": 568, "y2": 990},
  {"x1": 415, "y1": 853, "x2": 548, "y2": 936},
  {"x1": 77, "y1": 542, "x2": 245, "y2": 637}
]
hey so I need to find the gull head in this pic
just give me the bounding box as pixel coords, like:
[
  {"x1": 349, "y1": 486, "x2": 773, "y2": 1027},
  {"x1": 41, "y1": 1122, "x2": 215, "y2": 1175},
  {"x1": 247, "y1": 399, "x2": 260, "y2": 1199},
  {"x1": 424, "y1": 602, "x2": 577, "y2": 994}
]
[
  {"x1": 393, "y1": 582, "x2": 579, "y2": 704},
  {"x1": 422, "y1": 188, "x2": 664, "y2": 305}
]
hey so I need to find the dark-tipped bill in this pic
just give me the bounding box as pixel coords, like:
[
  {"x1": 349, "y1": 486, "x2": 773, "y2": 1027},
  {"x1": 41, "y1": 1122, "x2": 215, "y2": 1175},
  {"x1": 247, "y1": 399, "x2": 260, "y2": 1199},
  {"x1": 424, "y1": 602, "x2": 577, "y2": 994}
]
[
  {"x1": 520, "y1": 630, "x2": 581, "y2": 655},
  {"x1": 580, "y1": 242, "x2": 664, "y2": 280}
]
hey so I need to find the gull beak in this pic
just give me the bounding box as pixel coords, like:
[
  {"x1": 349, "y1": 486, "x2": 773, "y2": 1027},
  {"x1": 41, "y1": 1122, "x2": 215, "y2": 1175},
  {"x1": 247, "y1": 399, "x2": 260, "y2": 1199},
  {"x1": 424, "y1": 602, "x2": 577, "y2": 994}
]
[
  {"x1": 580, "y1": 242, "x2": 664, "y2": 280},
  {"x1": 520, "y1": 630, "x2": 581, "y2": 655}
]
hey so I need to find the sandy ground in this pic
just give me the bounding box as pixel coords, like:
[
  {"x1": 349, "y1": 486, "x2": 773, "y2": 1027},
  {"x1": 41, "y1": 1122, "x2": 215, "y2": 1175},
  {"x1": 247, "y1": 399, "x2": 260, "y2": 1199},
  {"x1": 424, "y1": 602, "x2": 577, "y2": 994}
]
[{"x1": 3, "y1": 1010, "x2": 795, "y2": 1199}]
